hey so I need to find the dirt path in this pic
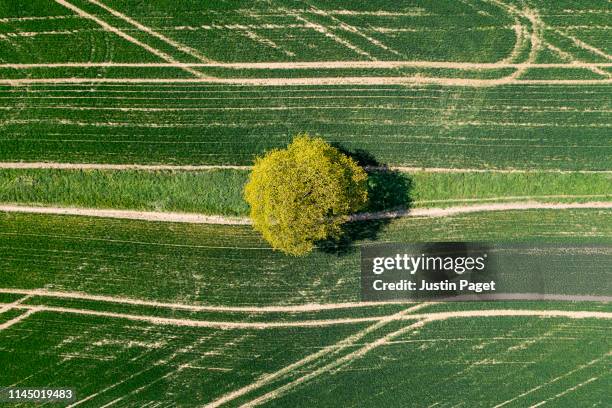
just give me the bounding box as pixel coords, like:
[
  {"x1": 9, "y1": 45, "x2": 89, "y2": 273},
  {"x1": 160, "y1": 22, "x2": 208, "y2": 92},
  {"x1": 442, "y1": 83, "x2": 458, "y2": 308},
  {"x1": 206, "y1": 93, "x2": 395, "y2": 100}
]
[
  {"x1": 0, "y1": 309, "x2": 37, "y2": 331},
  {"x1": 4, "y1": 303, "x2": 611, "y2": 330},
  {"x1": 1, "y1": 162, "x2": 610, "y2": 174},
  {"x1": 3, "y1": 62, "x2": 611, "y2": 69},
  {"x1": 347, "y1": 201, "x2": 612, "y2": 222},
  {"x1": 0, "y1": 162, "x2": 252, "y2": 171},
  {"x1": 2, "y1": 76, "x2": 611, "y2": 86},
  {"x1": 1, "y1": 202, "x2": 610, "y2": 225},
  {"x1": 0, "y1": 288, "x2": 413, "y2": 313},
  {"x1": 1, "y1": 289, "x2": 609, "y2": 315},
  {"x1": 0, "y1": 204, "x2": 251, "y2": 224}
]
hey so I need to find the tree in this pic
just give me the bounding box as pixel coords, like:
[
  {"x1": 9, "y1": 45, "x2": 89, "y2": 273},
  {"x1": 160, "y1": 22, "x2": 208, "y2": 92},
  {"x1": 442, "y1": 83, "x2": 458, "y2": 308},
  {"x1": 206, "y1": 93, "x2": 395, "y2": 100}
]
[{"x1": 244, "y1": 134, "x2": 368, "y2": 255}]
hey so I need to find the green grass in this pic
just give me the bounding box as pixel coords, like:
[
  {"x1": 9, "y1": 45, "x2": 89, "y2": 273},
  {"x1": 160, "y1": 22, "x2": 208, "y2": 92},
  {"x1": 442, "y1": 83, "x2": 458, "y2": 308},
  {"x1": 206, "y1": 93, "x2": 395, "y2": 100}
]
[
  {"x1": 1, "y1": 209, "x2": 610, "y2": 306},
  {"x1": 0, "y1": 169, "x2": 250, "y2": 216},
  {"x1": 405, "y1": 171, "x2": 612, "y2": 207},
  {"x1": 0, "y1": 168, "x2": 609, "y2": 215}
]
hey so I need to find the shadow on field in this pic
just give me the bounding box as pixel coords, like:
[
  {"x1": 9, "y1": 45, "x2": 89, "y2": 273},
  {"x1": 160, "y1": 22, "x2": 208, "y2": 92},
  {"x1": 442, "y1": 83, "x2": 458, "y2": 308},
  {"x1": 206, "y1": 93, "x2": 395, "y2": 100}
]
[{"x1": 318, "y1": 147, "x2": 413, "y2": 255}]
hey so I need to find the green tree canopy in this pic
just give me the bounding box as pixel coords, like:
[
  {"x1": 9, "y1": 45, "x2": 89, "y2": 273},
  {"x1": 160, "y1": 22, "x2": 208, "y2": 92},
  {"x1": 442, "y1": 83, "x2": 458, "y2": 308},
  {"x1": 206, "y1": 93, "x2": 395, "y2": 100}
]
[{"x1": 244, "y1": 134, "x2": 368, "y2": 255}]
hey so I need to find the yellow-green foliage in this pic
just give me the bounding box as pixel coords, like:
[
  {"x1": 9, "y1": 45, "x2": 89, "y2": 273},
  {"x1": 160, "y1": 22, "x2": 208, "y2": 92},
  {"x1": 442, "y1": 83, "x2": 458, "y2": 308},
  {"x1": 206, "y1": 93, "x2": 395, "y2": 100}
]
[{"x1": 244, "y1": 135, "x2": 368, "y2": 255}]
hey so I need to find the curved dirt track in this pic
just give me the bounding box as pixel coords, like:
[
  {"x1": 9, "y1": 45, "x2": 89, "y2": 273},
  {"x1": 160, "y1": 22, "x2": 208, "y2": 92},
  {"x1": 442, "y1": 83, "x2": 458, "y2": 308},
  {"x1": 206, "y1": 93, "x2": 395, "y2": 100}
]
[
  {"x1": 2, "y1": 76, "x2": 611, "y2": 86},
  {"x1": 3, "y1": 302, "x2": 611, "y2": 330},
  {"x1": 1, "y1": 162, "x2": 611, "y2": 174},
  {"x1": 2, "y1": 289, "x2": 608, "y2": 315},
  {"x1": 2, "y1": 62, "x2": 612, "y2": 69},
  {"x1": 1, "y1": 202, "x2": 610, "y2": 225}
]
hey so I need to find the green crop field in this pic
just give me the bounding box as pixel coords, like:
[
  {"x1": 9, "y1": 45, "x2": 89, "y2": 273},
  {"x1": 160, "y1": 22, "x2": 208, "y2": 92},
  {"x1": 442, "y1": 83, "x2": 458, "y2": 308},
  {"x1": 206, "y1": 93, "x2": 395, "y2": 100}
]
[
  {"x1": 1, "y1": 84, "x2": 610, "y2": 169},
  {"x1": 0, "y1": 0, "x2": 610, "y2": 406}
]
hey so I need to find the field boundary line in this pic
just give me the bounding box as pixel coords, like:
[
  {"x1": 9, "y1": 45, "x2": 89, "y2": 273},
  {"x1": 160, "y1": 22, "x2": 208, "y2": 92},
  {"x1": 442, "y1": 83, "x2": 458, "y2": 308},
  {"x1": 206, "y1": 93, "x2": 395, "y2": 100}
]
[
  {"x1": 374, "y1": 166, "x2": 612, "y2": 174},
  {"x1": 53, "y1": 0, "x2": 208, "y2": 78},
  {"x1": 2, "y1": 62, "x2": 612, "y2": 69},
  {"x1": 1, "y1": 162, "x2": 610, "y2": 174},
  {"x1": 3, "y1": 303, "x2": 612, "y2": 330},
  {"x1": 1, "y1": 202, "x2": 611, "y2": 224},
  {"x1": 3, "y1": 76, "x2": 612, "y2": 86},
  {"x1": 206, "y1": 303, "x2": 433, "y2": 408},
  {"x1": 84, "y1": 0, "x2": 214, "y2": 63},
  {"x1": 0, "y1": 288, "x2": 415, "y2": 313}
]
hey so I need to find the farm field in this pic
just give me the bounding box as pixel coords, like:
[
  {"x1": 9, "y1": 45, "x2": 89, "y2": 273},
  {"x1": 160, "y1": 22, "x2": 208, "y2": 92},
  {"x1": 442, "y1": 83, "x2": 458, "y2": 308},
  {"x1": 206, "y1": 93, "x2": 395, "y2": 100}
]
[
  {"x1": 0, "y1": 0, "x2": 611, "y2": 406},
  {"x1": 1, "y1": 84, "x2": 610, "y2": 169},
  {"x1": 2, "y1": 209, "x2": 610, "y2": 305},
  {"x1": 1, "y1": 307, "x2": 608, "y2": 407},
  {"x1": 1, "y1": 209, "x2": 611, "y2": 405}
]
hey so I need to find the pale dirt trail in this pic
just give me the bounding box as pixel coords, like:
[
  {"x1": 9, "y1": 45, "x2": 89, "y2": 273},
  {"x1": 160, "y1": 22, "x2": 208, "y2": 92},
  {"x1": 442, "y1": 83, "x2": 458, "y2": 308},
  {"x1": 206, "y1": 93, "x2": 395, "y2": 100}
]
[
  {"x1": 0, "y1": 294, "x2": 32, "y2": 314},
  {"x1": 1, "y1": 162, "x2": 611, "y2": 174},
  {"x1": 1, "y1": 202, "x2": 611, "y2": 225},
  {"x1": 4, "y1": 303, "x2": 611, "y2": 330},
  {"x1": 348, "y1": 201, "x2": 612, "y2": 222},
  {"x1": 53, "y1": 0, "x2": 207, "y2": 78},
  {"x1": 0, "y1": 162, "x2": 252, "y2": 171},
  {"x1": 0, "y1": 309, "x2": 37, "y2": 330},
  {"x1": 0, "y1": 288, "x2": 414, "y2": 313},
  {"x1": 2, "y1": 76, "x2": 611, "y2": 86},
  {"x1": 0, "y1": 204, "x2": 251, "y2": 225},
  {"x1": 7, "y1": 304, "x2": 388, "y2": 329},
  {"x1": 0, "y1": 289, "x2": 609, "y2": 315},
  {"x1": 2, "y1": 62, "x2": 611, "y2": 69}
]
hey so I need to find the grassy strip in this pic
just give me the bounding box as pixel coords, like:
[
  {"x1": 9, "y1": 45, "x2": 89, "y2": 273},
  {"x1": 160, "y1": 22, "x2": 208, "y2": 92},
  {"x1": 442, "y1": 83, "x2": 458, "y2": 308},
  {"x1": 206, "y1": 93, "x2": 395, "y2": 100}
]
[
  {"x1": 1, "y1": 209, "x2": 610, "y2": 306},
  {"x1": 405, "y1": 171, "x2": 612, "y2": 207},
  {"x1": 0, "y1": 169, "x2": 249, "y2": 216},
  {"x1": 0, "y1": 169, "x2": 609, "y2": 215}
]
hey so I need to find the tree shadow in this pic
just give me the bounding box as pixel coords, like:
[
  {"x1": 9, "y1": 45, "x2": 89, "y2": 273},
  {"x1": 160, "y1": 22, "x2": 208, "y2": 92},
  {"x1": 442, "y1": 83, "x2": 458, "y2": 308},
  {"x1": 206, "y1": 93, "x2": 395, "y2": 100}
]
[{"x1": 318, "y1": 146, "x2": 414, "y2": 255}]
